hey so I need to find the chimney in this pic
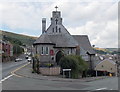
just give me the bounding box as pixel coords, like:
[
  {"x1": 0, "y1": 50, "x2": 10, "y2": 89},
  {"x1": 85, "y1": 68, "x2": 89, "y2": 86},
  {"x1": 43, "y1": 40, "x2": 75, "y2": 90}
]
[{"x1": 42, "y1": 18, "x2": 46, "y2": 34}]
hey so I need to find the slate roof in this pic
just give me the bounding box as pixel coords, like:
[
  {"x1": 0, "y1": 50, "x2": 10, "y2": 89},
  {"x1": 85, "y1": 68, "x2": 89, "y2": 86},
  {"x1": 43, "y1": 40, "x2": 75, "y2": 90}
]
[
  {"x1": 97, "y1": 59, "x2": 116, "y2": 65},
  {"x1": 34, "y1": 33, "x2": 78, "y2": 47},
  {"x1": 34, "y1": 34, "x2": 95, "y2": 55},
  {"x1": 33, "y1": 33, "x2": 54, "y2": 45},
  {"x1": 72, "y1": 35, "x2": 95, "y2": 54},
  {"x1": 48, "y1": 34, "x2": 78, "y2": 47}
]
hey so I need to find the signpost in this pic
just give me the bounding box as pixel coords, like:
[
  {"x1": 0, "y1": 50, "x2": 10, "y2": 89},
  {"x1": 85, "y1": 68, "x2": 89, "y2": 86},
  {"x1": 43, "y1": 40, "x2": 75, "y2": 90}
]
[{"x1": 63, "y1": 69, "x2": 71, "y2": 78}]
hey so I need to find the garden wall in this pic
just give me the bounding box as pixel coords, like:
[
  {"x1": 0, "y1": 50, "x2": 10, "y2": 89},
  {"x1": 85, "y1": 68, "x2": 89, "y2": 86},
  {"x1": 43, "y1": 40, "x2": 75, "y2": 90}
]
[{"x1": 40, "y1": 67, "x2": 61, "y2": 76}]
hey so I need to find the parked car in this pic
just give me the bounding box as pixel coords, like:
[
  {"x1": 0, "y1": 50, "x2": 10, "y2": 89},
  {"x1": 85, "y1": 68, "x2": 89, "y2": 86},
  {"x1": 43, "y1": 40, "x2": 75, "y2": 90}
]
[
  {"x1": 27, "y1": 57, "x2": 32, "y2": 62},
  {"x1": 15, "y1": 58, "x2": 22, "y2": 62}
]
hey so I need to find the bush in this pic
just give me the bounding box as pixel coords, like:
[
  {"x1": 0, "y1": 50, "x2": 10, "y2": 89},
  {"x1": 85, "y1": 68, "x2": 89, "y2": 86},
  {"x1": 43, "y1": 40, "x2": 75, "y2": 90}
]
[
  {"x1": 59, "y1": 55, "x2": 79, "y2": 78},
  {"x1": 59, "y1": 55, "x2": 88, "y2": 79},
  {"x1": 71, "y1": 55, "x2": 88, "y2": 72}
]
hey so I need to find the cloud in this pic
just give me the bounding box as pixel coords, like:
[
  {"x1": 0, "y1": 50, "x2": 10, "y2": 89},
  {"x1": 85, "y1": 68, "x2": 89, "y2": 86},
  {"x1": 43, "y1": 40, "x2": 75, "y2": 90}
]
[
  {"x1": 0, "y1": 1, "x2": 118, "y2": 48},
  {"x1": 68, "y1": 19, "x2": 118, "y2": 48}
]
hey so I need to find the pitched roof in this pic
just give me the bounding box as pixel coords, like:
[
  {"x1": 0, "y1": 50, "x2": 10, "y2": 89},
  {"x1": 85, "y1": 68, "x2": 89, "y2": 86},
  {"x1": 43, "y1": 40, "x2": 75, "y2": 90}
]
[
  {"x1": 97, "y1": 59, "x2": 116, "y2": 65},
  {"x1": 33, "y1": 33, "x2": 54, "y2": 45},
  {"x1": 48, "y1": 34, "x2": 78, "y2": 47},
  {"x1": 34, "y1": 33, "x2": 78, "y2": 47},
  {"x1": 72, "y1": 35, "x2": 95, "y2": 54}
]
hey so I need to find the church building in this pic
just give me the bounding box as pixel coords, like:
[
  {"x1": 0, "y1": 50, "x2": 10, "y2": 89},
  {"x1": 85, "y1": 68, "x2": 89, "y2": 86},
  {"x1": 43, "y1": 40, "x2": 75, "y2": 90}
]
[{"x1": 33, "y1": 7, "x2": 96, "y2": 70}]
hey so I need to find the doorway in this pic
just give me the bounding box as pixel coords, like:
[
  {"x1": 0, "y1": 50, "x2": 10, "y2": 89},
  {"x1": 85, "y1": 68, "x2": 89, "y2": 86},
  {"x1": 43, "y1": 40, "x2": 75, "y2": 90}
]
[{"x1": 56, "y1": 51, "x2": 64, "y2": 65}]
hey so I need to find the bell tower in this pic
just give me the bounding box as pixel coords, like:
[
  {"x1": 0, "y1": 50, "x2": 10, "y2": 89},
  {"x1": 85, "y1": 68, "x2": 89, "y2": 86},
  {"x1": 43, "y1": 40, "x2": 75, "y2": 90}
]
[
  {"x1": 51, "y1": 6, "x2": 62, "y2": 25},
  {"x1": 46, "y1": 6, "x2": 70, "y2": 34}
]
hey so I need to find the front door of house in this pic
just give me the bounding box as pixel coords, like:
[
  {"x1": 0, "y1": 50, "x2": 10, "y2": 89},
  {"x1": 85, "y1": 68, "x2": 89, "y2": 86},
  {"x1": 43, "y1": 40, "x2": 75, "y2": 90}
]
[{"x1": 56, "y1": 51, "x2": 64, "y2": 65}]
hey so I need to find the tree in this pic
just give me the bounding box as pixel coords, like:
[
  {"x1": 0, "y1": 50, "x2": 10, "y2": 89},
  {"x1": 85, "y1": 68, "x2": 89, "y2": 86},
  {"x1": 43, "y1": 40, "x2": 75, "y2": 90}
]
[
  {"x1": 13, "y1": 44, "x2": 24, "y2": 55},
  {"x1": 59, "y1": 55, "x2": 88, "y2": 79}
]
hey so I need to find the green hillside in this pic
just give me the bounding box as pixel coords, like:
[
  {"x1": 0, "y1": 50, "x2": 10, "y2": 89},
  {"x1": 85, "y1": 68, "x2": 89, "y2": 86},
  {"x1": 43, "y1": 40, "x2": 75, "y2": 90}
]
[
  {"x1": 1, "y1": 30, "x2": 37, "y2": 45},
  {"x1": 94, "y1": 47, "x2": 119, "y2": 55}
]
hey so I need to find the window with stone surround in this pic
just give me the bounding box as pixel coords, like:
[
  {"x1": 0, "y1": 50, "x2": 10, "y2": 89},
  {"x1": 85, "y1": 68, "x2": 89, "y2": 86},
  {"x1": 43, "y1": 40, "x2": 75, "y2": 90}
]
[
  {"x1": 56, "y1": 26, "x2": 57, "y2": 32},
  {"x1": 59, "y1": 28, "x2": 61, "y2": 33},
  {"x1": 41, "y1": 47, "x2": 44, "y2": 55},
  {"x1": 53, "y1": 28, "x2": 54, "y2": 33},
  {"x1": 67, "y1": 49, "x2": 71, "y2": 55},
  {"x1": 41, "y1": 47, "x2": 49, "y2": 55},
  {"x1": 45, "y1": 47, "x2": 49, "y2": 55}
]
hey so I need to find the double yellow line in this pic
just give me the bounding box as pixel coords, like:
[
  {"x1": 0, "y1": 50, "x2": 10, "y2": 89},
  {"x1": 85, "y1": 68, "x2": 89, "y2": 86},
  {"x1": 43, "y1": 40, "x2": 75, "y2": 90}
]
[{"x1": 11, "y1": 62, "x2": 30, "y2": 78}]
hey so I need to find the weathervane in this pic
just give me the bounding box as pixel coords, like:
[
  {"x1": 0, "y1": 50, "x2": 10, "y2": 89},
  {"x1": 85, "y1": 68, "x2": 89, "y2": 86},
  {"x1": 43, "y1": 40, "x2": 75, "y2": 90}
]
[{"x1": 55, "y1": 6, "x2": 58, "y2": 11}]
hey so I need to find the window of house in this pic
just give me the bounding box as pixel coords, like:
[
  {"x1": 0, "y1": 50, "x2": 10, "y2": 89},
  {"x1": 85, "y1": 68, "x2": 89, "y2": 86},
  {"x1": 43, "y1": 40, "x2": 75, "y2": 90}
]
[
  {"x1": 41, "y1": 47, "x2": 44, "y2": 55},
  {"x1": 41, "y1": 47, "x2": 49, "y2": 55},
  {"x1": 56, "y1": 26, "x2": 57, "y2": 32},
  {"x1": 45, "y1": 47, "x2": 49, "y2": 55},
  {"x1": 68, "y1": 49, "x2": 71, "y2": 55},
  {"x1": 111, "y1": 68, "x2": 112, "y2": 70},
  {"x1": 71, "y1": 48, "x2": 72, "y2": 54},
  {"x1": 59, "y1": 28, "x2": 61, "y2": 33},
  {"x1": 53, "y1": 28, "x2": 54, "y2": 32},
  {"x1": 101, "y1": 65, "x2": 104, "y2": 67},
  {"x1": 67, "y1": 51, "x2": 69, "y2": 55}
]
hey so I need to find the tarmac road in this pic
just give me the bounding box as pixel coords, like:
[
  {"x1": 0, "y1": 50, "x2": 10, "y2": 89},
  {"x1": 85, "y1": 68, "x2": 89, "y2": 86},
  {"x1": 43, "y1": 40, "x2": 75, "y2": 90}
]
[
  {"x1": 2, "y1": 74, "x2": 118, "y2": 91},
  {"x1": 2, "y1": 54, "x2": 28, "y2": 78}
]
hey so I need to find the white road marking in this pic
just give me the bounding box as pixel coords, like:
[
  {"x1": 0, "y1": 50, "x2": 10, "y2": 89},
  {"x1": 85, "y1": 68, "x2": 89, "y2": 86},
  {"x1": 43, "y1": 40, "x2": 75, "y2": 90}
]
[
  {"x1": 0, "y1": 62, "x2": 30, "y2": 83},
  {"x1": 95, "y1": 87, "x2": 107, "y2": 90},
  {"x1": 87, "y1": 87, "x2": 107, "y2": 92},
  {"x1": 0, "y1": 74, "x2": 13, "y2": 83}
]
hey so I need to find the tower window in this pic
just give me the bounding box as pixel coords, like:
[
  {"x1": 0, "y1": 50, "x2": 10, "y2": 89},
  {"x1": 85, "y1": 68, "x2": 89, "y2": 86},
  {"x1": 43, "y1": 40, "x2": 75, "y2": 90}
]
[
  {"x1": 59, "y1": 28, "x2": 61, "y2": 33},
  {"x1": 53, "y1": 28, "x2": 54, "y2": 32},
  {"x1": 55, "y1": 19, "x2": 58, "y2": 25},
  {"x1": 56, "y1": 26, "x2": 57, "y2": 32}
]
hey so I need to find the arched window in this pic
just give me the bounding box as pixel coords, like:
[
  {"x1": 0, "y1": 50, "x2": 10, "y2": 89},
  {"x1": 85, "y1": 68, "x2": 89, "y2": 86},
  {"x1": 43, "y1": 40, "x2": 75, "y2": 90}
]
[
  {"x1": 53, "y1": 28, "x2": 54, "y2": 32},
  {"x1": 56, "y1": 26, "x2": 57, "y2": 32},
  {"x1": 59, "y1": 28, "x2": 61, "y2": 33}
]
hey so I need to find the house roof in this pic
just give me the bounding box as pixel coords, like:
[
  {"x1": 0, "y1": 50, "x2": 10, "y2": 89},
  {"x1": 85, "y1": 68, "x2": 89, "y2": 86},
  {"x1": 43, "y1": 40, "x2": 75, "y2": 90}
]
[
  {"x1": 48, "y1": 34, "x2": 78, "y2": 47},
  {"x1": 97, "y1": 59, "x2": 116, "y2": 65},
  {"x1": 95, "y1": 59, "x2": 117, "y2": 72},
  {"x1": 72, "y1": 35, "x2": 95, "y2": 54},
  {"x1": 34, "y1": 33, "x2": 78, "y2": 47},
  {"x1": 33, "y1": 33, "x2": 54, "y2": 45},
  {"x1": 34, "y1": 34, "x2": 95, "y2": 51}
]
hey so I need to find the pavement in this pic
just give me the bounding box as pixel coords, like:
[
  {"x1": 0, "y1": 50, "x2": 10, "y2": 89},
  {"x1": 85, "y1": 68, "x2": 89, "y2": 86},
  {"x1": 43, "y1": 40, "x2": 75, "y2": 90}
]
[{"x1": 14, "y1": 63, "x2": 112, "y2": 82}]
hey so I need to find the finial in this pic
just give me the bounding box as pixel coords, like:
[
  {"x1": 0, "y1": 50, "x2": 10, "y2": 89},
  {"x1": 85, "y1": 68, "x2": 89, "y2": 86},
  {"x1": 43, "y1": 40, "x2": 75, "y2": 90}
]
[{"x1": 55, "y1": 6, "x2": 58, "y2": 11}]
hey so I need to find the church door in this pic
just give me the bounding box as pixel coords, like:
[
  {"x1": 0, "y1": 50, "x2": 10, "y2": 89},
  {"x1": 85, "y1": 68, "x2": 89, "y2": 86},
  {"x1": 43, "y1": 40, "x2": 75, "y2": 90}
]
[{"x1": 56, "y1": 51, "x2": 64, "y2": 65}]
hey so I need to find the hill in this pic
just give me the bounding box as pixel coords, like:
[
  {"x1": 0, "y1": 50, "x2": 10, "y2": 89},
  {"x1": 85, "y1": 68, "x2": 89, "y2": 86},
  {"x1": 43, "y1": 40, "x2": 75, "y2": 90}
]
[
  {"x1": 94, "y1": 47, "x2": 118, "y2": 55},
  {"x1": 1, "y1": 30, "x2": 37, "y2": 45}
]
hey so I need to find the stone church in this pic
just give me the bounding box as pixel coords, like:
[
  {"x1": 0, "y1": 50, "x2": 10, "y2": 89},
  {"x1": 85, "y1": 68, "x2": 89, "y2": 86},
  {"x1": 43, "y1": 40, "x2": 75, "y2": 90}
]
[{"x1": 33, "y1": 7, "x2": 96, "y2": 69}]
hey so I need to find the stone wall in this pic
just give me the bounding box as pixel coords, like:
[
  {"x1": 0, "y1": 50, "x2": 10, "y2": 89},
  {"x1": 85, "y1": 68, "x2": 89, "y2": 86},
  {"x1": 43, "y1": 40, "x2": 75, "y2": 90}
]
[{"x1": 40, "y1": 67, "x2": 61, "y2": 76}]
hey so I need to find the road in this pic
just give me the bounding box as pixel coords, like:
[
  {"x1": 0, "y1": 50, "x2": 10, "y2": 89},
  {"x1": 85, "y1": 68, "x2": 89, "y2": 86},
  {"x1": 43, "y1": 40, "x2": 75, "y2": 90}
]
[
  {"x1": 2, "y1": 75, "x2": 119, "y2": 91},
  {"x1": 2, "y1": 54, "x2": 28, "y2": 78}
]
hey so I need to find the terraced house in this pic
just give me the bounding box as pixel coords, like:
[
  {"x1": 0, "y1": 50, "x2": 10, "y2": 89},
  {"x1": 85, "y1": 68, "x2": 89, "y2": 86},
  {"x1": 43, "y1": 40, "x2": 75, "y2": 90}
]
[
  {"x1": 0, "y1": 40, "x2": 13, "y2": 62},
  {"x1": 33, "y1": 7, "x2": 96, "y2": 70}
]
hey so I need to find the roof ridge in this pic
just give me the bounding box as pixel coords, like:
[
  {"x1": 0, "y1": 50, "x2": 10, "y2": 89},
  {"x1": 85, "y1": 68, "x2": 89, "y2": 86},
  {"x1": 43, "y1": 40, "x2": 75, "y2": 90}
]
[{"x1": 72, "y1": 35, "x2": 88, "y2": 36}]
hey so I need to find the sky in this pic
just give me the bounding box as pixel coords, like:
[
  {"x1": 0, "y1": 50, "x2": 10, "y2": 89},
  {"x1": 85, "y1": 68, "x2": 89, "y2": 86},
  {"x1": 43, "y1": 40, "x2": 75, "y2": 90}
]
[{"x1": 0, "y1": 0, "x2": 119, "y2": 48}]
